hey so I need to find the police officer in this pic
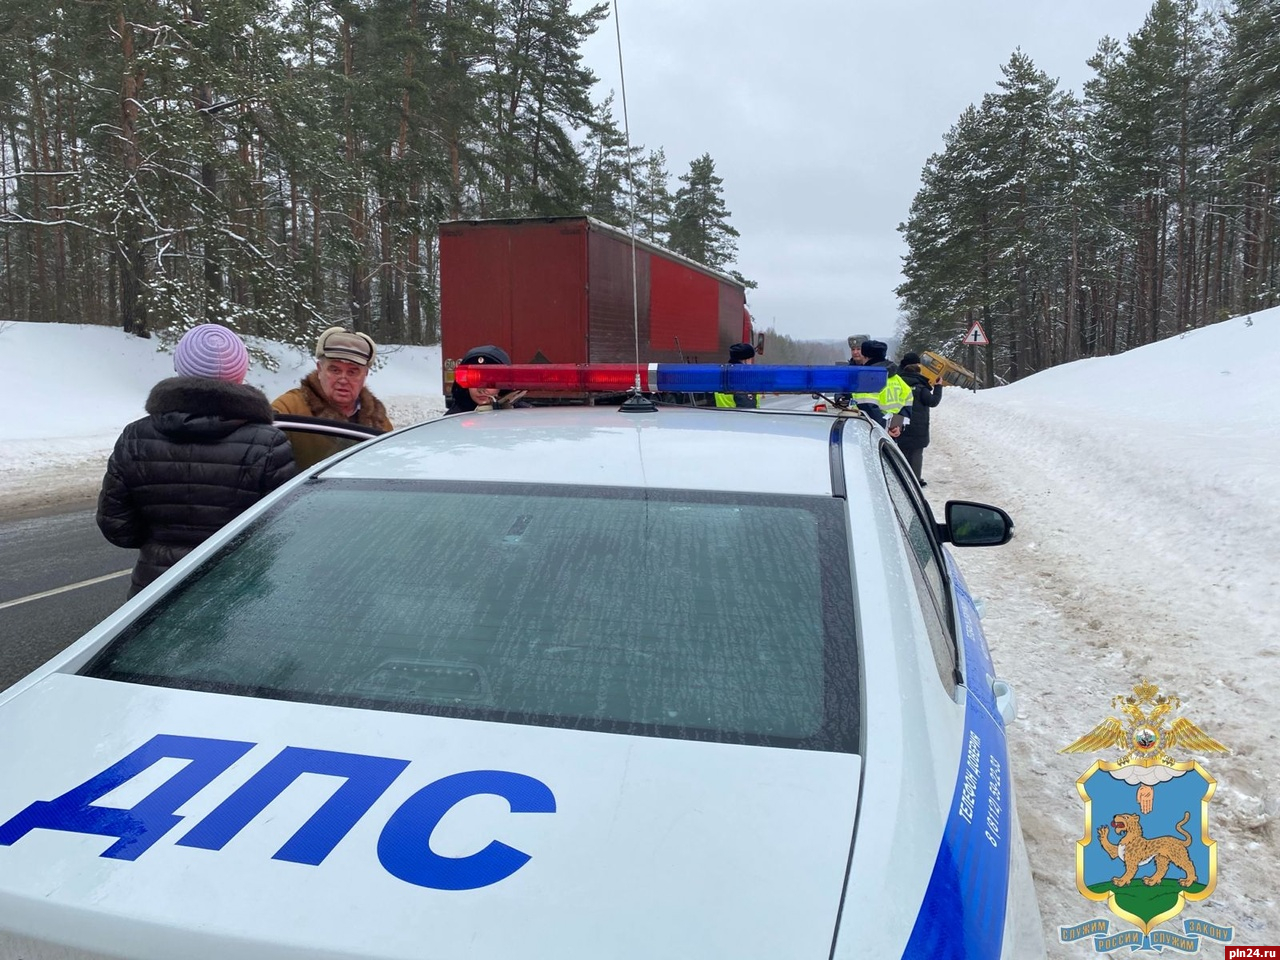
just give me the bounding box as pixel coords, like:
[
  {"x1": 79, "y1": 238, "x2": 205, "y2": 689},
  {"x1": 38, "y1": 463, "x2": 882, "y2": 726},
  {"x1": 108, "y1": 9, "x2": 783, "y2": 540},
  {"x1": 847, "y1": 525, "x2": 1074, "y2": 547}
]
[
  {"x1": 445, "y1": 345, "x2": 530, "y2": 414},
  {"x1": 847, "y1": 335, "x2": 870, "y2": 365},
  {"x1": 714, "y1": 342, "x2": 758, "y2": 408},
  {"x1": 850, "y1": 339, "x2": 913, "y2": 435}
]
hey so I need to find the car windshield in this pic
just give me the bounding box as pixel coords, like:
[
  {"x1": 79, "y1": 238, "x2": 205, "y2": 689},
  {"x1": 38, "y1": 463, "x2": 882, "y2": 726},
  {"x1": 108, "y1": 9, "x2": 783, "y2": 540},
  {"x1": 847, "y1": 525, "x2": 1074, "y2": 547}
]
[{"x1": 83, "y1": 480, "x2": 859, "y2": 752}]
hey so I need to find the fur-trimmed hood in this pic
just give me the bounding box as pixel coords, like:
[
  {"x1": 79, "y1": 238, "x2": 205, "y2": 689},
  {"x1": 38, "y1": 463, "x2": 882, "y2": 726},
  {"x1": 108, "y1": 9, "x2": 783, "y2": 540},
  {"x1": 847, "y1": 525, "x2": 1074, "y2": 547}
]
[
  {"x1": 100, "y1": 376, "x2": 296, "y2": 596},
  {"x1": 146, "y1": 376, "x2": 276, "y2": 441}
]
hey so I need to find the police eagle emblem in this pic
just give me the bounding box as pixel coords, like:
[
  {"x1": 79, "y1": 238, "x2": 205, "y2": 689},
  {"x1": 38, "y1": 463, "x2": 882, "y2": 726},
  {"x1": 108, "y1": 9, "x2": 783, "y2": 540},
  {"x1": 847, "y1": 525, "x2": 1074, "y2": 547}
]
[
  {"x1": 1057, "y1": 681, "x2": 1234, "y2": 954},
  {"x1": 1061, "y1": 680, "x2": 1226, "y2": 767}
]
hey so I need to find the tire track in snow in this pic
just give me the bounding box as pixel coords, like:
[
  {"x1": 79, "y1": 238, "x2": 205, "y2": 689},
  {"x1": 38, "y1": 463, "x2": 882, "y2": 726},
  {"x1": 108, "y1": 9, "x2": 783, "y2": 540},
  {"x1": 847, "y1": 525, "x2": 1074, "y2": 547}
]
[{"x1": 923, "y1": 390, "x2": 1279, "y2": 953}]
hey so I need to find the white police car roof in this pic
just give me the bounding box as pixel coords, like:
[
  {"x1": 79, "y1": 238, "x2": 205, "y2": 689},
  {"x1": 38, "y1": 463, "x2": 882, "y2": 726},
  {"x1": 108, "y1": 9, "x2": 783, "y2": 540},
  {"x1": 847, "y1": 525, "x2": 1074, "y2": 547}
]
[
  {"x1": 323, "y1": 404, "x2": 847, "y2": 494},
  {"x1": 0, "y1": 403, "x2": 1040, "y2": 960}
]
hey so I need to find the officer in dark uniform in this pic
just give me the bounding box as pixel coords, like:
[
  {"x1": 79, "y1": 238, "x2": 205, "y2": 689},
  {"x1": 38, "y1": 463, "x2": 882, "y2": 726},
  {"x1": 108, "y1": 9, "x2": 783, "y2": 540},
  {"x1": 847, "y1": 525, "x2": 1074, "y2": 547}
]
[{"x1": 712, "y1": 342, "x2": 758, "y2": 409}]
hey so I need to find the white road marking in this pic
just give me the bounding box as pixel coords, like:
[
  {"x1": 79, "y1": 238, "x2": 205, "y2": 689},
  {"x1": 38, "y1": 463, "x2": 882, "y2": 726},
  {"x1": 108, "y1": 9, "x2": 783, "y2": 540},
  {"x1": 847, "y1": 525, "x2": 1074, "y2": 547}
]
[{"x1": 0, "y1": 569, "x2": 131, "y2": 611}]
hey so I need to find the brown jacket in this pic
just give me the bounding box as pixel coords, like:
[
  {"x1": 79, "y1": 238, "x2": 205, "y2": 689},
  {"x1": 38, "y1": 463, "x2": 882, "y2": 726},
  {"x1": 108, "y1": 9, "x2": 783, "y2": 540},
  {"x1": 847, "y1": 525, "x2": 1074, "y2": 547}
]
[{"x1": 271, "y1": 370, "x2": 394, "y2": 432}]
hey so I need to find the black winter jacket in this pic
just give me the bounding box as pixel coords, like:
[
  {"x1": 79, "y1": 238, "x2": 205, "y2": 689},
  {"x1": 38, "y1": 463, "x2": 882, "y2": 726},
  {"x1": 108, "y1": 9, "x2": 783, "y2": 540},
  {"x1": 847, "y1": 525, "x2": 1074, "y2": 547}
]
[
  {"x1": 96, "y1": 377, "x2": 297, "y2": 595},
  {"x1": 896, "y1": 366, "x2": 943, "y2": 450}
]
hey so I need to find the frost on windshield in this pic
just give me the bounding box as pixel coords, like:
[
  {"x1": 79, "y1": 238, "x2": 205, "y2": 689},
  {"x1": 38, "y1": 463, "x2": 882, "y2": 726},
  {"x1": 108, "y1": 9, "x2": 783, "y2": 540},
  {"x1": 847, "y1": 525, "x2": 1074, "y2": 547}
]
[{"x1": 86, "y1": 481, "x2": 859, "y2": 752}]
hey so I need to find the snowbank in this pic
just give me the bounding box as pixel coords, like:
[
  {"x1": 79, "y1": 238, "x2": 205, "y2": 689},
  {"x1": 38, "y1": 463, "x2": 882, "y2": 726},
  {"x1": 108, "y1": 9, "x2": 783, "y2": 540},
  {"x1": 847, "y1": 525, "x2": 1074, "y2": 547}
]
[{"x1": 0, "y1": 322, "x2": 446, "y2": 511}]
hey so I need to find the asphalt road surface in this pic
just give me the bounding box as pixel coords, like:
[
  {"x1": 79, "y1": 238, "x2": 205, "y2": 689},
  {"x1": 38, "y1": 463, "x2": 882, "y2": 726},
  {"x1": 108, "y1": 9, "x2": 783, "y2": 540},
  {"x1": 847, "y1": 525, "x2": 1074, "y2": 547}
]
[{"x1": 0, "y1": 501, "x2": 135, "y2": 689}]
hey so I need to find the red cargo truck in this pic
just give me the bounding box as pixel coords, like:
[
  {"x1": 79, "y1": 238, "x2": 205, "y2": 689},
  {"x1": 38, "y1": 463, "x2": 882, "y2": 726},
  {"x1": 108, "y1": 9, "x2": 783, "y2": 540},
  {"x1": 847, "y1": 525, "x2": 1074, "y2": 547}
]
[{"x1": 439, "y1": 216, "x2": 753, "y2": 398}]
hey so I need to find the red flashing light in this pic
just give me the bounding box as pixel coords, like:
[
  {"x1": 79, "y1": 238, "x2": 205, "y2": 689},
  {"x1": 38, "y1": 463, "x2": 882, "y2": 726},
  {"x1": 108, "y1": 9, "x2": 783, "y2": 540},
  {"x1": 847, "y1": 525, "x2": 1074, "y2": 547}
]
[
  {"x1": 454, "y1": 364, "x2": 649, "y2": 392},
  {"x1": 453, "y1": 362, "x2": 887, "y2": 395}
]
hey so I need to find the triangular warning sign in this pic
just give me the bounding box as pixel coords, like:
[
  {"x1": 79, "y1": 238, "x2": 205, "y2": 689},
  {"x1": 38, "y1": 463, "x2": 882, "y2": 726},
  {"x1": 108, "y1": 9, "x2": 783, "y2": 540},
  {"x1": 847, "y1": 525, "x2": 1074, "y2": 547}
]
[{"x1": 964, "y1": 321, "x2": 989, "y2": 345}]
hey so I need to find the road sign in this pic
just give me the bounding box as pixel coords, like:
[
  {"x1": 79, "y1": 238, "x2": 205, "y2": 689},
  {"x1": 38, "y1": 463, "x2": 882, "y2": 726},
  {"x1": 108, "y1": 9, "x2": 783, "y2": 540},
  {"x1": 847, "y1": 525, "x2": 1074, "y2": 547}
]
[{"x1": 964, "y1": 321, "x2": 990, "y2": 346}]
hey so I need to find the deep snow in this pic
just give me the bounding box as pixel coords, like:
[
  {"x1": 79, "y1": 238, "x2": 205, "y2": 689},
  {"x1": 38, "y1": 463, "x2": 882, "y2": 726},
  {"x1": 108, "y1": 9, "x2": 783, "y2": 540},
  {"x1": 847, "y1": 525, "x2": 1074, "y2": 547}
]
[
  {"x1": 0, "y1": 323, "x2": 446, "y2": 514},
  {"x1": 924, "y1": 311, "x2": 1279, "y2": 954}
]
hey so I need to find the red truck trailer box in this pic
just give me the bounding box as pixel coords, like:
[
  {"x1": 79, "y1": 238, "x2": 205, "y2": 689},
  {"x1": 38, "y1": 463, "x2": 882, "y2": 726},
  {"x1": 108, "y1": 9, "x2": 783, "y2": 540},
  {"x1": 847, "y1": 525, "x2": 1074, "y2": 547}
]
[{"x1": 439, "y1": 217, "x2": 752, "y2": 397}]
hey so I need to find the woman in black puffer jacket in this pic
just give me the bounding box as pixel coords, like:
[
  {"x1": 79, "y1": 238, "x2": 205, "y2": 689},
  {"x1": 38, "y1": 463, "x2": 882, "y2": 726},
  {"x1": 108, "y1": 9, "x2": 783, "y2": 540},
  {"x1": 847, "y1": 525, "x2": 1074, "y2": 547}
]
[{"x1": 96, "y1": 325, "x2": 297, "y2": 596}]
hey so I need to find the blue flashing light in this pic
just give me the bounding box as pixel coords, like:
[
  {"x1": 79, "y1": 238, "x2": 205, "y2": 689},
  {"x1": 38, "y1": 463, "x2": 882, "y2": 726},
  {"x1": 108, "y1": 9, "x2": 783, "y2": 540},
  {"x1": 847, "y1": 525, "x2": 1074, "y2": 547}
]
[
  {"x1": 654, "y1": 364, "x2": 887, "y2": 394},
  {"x1": 453, "y1": 363, "x2": 888, "y2": 394}
]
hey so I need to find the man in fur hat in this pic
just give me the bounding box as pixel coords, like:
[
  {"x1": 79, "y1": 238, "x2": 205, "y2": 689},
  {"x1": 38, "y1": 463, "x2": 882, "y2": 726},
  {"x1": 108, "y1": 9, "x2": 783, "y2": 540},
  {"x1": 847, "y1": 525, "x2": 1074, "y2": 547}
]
[{"x1": 271, "y1": 326, "x2": 393, "y2": 432}]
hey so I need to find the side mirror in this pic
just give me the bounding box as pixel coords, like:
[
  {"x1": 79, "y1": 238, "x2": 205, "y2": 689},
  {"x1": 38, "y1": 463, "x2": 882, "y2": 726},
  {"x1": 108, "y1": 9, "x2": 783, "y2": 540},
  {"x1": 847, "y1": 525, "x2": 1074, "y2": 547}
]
[
  {"x1": 992, "y1": 677, "x2": 1017, "y2": 724},
  {"x1": 941, "y1": 500, "x2": 1014, "y2": 547}
]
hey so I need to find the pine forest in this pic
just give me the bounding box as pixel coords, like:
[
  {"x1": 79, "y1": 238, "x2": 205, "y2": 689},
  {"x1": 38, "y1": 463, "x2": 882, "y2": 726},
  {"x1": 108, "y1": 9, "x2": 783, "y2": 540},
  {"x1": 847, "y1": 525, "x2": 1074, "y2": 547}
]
[
  {"x1": 2, "y1": 0, "x2": 1277, "y2": 386},
  {"x1": 0, "y1": 0, "x2": 746, "y2": 353},
  {"x1": 897, "y1": 0, "x2": 1280, "y2": 384}
]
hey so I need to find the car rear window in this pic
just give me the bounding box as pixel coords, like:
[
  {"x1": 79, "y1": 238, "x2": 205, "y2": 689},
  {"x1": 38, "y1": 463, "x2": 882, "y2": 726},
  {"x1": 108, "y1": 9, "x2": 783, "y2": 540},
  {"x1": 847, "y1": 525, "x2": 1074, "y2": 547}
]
[{"x1": 83, "y1": 480, "x2": 859, "y2": 752}]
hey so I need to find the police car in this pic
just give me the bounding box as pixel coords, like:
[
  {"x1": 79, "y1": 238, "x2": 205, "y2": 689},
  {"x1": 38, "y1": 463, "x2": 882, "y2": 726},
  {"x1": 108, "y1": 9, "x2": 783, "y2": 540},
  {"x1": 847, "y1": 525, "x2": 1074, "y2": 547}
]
[{"x1": 0, "y1": 363, "x2": 1047, "y2": 960}]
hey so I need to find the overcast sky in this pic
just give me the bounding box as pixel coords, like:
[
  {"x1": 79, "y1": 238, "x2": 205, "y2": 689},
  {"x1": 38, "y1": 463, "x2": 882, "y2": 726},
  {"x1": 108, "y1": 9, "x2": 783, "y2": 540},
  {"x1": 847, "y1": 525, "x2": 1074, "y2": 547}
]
[{"x1": 575, "y1": 1, "x2": 1158, "y2": 343}]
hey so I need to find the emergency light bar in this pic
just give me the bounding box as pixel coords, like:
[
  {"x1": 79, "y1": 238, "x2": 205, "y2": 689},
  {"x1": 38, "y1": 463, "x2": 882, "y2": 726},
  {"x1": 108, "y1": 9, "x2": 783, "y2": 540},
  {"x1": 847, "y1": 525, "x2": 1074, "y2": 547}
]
[{"x1": 453, "y1": 364, "x2": 888, "y2": 394}]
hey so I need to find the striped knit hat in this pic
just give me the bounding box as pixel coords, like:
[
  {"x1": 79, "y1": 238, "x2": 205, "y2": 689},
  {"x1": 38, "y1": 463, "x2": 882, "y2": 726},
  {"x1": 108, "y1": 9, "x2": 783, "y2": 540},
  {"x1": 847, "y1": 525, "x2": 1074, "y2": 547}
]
[{"x1": 173, "y1": 324, "x2": 250, "y2": 383}]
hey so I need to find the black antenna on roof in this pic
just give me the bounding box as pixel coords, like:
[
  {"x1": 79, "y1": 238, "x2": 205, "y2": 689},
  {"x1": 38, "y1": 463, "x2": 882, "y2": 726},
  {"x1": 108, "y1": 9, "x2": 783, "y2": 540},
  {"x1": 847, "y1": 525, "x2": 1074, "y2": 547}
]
[{"x1": 611, "y1": 0, "x2": 647, "y2": 406}]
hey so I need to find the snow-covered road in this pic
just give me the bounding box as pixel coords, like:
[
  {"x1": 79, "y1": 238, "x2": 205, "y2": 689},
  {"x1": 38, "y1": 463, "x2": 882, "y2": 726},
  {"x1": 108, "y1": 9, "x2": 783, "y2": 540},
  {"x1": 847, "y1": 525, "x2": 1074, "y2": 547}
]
[{"x1": 928, "y1": 385, "x2": 1279, "y2": 954}]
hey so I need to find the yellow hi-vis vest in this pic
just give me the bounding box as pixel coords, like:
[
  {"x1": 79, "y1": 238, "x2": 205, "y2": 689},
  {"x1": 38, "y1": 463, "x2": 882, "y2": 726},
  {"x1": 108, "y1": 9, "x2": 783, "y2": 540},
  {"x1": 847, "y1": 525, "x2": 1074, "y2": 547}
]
[
  {"x1": 714, "y1": 392, "x2": 759, "y2": 408},
  {"x1": 852, "y1": 372, "x2": 913, "y2": 419}
]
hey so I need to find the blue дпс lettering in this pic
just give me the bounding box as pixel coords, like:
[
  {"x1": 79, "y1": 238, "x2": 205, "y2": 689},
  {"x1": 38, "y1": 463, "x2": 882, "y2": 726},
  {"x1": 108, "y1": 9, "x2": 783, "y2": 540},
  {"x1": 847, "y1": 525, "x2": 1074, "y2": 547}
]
[{"x1": 0, "y1": 734, "x2": 556, "y2": 890}]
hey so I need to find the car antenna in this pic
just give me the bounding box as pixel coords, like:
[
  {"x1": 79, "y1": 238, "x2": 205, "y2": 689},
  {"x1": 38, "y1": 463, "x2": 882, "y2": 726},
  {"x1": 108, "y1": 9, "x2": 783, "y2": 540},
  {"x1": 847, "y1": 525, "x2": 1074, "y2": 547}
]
[{"x1": 611, "y1": 0, "x2": 656, "y2": 414}]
